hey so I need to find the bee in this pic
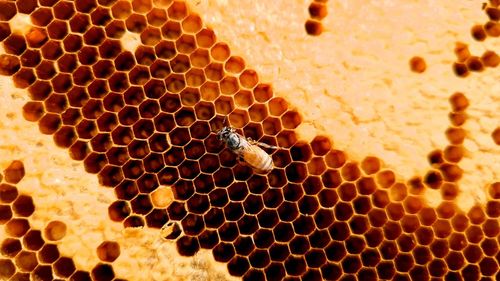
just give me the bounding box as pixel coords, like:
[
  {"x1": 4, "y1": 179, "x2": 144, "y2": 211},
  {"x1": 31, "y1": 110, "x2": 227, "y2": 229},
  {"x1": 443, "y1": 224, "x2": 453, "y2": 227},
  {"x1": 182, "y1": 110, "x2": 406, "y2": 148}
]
[{"x1": 216, "y1": 117, "x2": 279, "y2": 174}]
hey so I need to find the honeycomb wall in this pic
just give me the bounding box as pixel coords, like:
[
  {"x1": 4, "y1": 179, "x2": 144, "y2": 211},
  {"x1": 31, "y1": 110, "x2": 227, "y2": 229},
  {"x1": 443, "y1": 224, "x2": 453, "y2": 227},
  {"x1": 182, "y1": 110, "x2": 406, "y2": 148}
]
[{"x1": 0, "y1": 1, "x2": 499, "y2": 281}]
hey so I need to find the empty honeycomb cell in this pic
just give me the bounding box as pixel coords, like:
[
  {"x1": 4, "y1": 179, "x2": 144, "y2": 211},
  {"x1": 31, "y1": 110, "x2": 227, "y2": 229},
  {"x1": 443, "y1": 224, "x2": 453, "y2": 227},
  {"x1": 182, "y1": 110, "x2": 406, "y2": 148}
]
[
  {"x1": 83, "y1": 151, "x2": 107, "y2": 173},
  {"x1": 245, "y1": 104, "x2": 268, "y2": 124},
  {"x1": 21, "y1": 49, "x2": 42, "y2": 68},
  {"x1": 465, "y1": 225, "x2": 483, "y2": 243},
  {"x1": 402, "y1": 196, "x2": 423, "y2": 215},
  {"x1": 223, "y1": 202, "x2": 244, "y2": 221},
  {"x1": 396, "y1": 234, "x2": 416, "y2": 252},
  {"x1": 253, "y1": 228, "x2": 275, "y2": 249},
  {"x1": 97, "y1": 39, "x2": 121, "y2": 59},
  {"x1": 484, "y1": 21, "x2": 500, "y2": 36},
  {"x1": 262, "y1": 117, "x2": 282, "y2": 136},
  {"x1": 257, "y1": 208, "x2": 279, "y2": 228},
  {"x1": 30, "y1": 7, "x2": 54, "y2": 27},
  {"x1": 445, "y1": 251, "x2": 466, "y2": 271},
  {"x1": 213, "y1": 242, "x2": 236, "y2": 263},
  {"x1": 407, "y1": 56, "x2": 427, "y2": 73},
  {"x1": 479, "y1": 256, "x2": 498, "y2": 276},
  {"x1": 57, "y1": 53, "x2": 79, "y2": 73},
  {"x1": 368, "y1": 208, "x2": 388, "y2": 227},
  {"x1": 314, "y1": 208, "x2": 335, "y2": 229},
  {"x1": 130, "y1": 194, "x2": 153, "y2": 214},
  {"x1": 209, "y1": 42, "x2": 230, "y2": 62},
  {"x1": 218, "y1": 221, "x2": 239, "y2": 242},
  {"x1": 139, "y1": 26, "x2": 161, "y2": 46},
  {"x1": 430, "y1": 239, "x2": 449, "y2": 258},
  {"x1": 0, "y1": 259, "x2": 16, "y2": 279},
  {"x1": 0, "y1": 54, "x2": 20, "y2": 76},
  {"x1": 70, "y1": 271, "x2": 92, "y2": 281},
  {"x1": 289, "y1": 142, "x2": 312, "y2": 163},
  {"x1": 0, "y1": 204, "x2": 12, "y2": 223},
  {"x1": 53, "y1": 1, "x2": 76, "y2": 20},
  {"x1": 452, "y1": 62, "x2": 469, "y2": 77},
  {"x1": 372, "y1": 190, "x2": 389, "y2": 209},
  {"x1": 338, "y1": 182, "x2": 356, "y2": 201},
  {"x1": 124, "y1": 13, "x2": 147, "y2": 33},
  {"x1": 481, "y1": 50, "x2": 500, "y2": 67},
  {"x1": 47, "y1": 20, "x2": 69, "y2": 40},
  {"x1": 465, "y1": 55, "x2": 484, "y2": 72},
  {"x1": 248, "y1": 249, "x2": 271, "y2": 269},
  {"x1": 341, "y1": 161, "x2": 361, "y2": 182},
  {"x1": 467, "y1": 205, "x2": 486, "y2": 225},
  {"x1": 389, "y1": 182, "x2": 407, "y2": 202},
  {"x1": 277, "y1": 201, "x2": 300, "y2": 222},
  {"x1": 176, "y1": 34, "x2": 196, "y2": 54},
  {"x1": 52, "y1": 257, "x2": 76, "y2": 278},
  {"x1": 219, "y1": 76, "x2": 238, "y2": 95},
  {"x1": 205, "y1": 63, "x2": 225, "y2": 82},
  {"x1": 273, "y1": 221, "x2": 295, "y2": 242},
  {"x1": 15, "y1": 250, "x2": 38, "y2": 271},
  {"x1": 213, "y1": 96, "x2": 234, "y2": 116},
  {"x1": 383, "y1": 220, "x2": 402, "y2": 240},
  {"x1": 3, "y1": 161, "x2": 25, "y2": 185},
  {"x1": 123, "y1": 215, "x2": 145, "y2": 228},
  {"x1": 309, "y1": 2, "x2": 327, "y2": 20},
  {"x1": 445, "y1": 127, "x2": 466, "y2": 144},
  {"x1": 142, "y1": 152, "x2": 164, "y2": 172},
  {"x1": 159, "y1": 20, "x2": 182, "y2": 41},
  {"x1": 69, "y1": 13, "x2": 91, "y2": 34},
  {"x1": 148, "y1": 60, "x2": 171, "y2": 79},
  {"x1": 165, "y1": 73, "x2": 186, "y2": 93},
  {"x1": 81, "y1": 99, "x2": 104, "y2": 119},
  {"x1": 1, "y1": 238, "x2": 22, "y2": 258},
  {"x1": 11, "y1": 195, "x2": 34, "y2": 217},
  {"x1": 305, "y1": 19, "x2": 323, "y2": 36},
  {"x1": 470, "y1": 24, "x2": 487, "y2": 41},
  {"x1": 308, "y1": 229, "x2": 331, "y2": 248},
  {"x1": 35, "y1": 61, "x2": 56, "y2": 80},
  {"x1": 321, "y1": 169, "x2": 342, "y2": 189},
  {"x1": 71, "y1": 115, "x2": 93, "y2": 134},
  {"x1": 107, "y1": 200, "x2": 131, "y2": 222},
  {"x1": 90, "y1": 263, "x2": 115, "y2": 281},
  {"x1": 480, "y1": 238, "x2": 497, "y2": 257},
  {"x1": 243, "y1": 194, "x2": 264, "y2": 214},
  {"x1": 482, "y1": 219, "x2": 499, "y2": 237},
  {"x1": 350, "y1": 212, "x2": 370, "y2": 234},
  {"x1": 352, "y1": 196, "x2": 371, "y2": 215},
  {"x1": 181, "y1": 213, "x2": 204, "y2": 236},
  {"x1": 356, "y1": 177, "x2": 377, "y2": 195},
  {"x1": 117, "y1": 106, "x2": 139, "y2": 126},
  {"x1": 323, "y1": 150, "x2": 346, "y2": 169}
]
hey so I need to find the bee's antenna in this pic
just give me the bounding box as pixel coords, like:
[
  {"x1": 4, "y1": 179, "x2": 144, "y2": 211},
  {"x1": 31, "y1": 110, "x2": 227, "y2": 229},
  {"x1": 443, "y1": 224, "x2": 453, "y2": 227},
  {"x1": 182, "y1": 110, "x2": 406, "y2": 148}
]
[{"x1": 223, "y1": 115, "x2": 229, "y2": 127}]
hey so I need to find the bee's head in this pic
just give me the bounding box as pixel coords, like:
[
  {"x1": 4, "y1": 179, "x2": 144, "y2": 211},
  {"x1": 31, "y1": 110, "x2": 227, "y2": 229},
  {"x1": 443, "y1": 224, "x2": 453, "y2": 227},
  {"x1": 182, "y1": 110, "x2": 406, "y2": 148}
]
[{"x1": 217, "y1": 126, "x2": 233, "y2": 141}]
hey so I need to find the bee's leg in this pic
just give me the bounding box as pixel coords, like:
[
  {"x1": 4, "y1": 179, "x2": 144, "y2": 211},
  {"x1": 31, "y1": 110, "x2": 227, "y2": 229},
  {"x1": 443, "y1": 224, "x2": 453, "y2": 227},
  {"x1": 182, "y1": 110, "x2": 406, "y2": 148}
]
[{"x1": 250, "y1": 139, "x2": 280, "y2": 150}]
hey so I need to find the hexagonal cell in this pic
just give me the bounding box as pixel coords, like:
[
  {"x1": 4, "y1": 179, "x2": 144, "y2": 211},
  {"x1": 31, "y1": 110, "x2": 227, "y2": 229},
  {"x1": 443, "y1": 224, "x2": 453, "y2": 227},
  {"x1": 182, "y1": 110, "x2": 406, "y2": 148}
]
[
  {"x1": 481, "y1": 50, "x2": 500, "y2": 68},
  {"x1": 210, "y1": 42, "x2": 230, "y2": 62},
  {"x1": 218, "y1": 221, "x2": 239, "y2": 242},
  {"x1": 19, "y1": 50, "x2": 41, "y2": 69},
  {"x1": 116, "y1": 107, "x2": 140, "y2": 127},
  {"x1": 13, "y1": 68, "x2": 36, "y2": 89},
  {"x1": 305, "y1": 19, "x2": 323, "y2": 36},
  {"x1": 22, "y1": 101, "x2": 44, "y2": 122},
  {"x1": 3, "y1": 160, "x2": 25, "y2": 185},
  {"x1": 453, "y1": 62, "x2": 469, "y2": 77},
  {"x1": 139, "y1": 26, "x2": 161, "y2": 46},
  {"x1": 443, "y1": 145, "x2": 464, "y2": 163},
  {"x1": 90, "y1": 263, "x2": 115, "y2": 281},
  {"x1": 11, "y1": 195, "x2": 34, "y2": 218},
  {"x1": 14, "y1": 250, "x2": 38, "y2": 271},
  {"x1": 125, "y1": 13, "x2": 147, "y2": 33},
  {"x1": 175, "y1": 34, "x2": 196, "y2": 54},
  {"x1": 204, "y1": 63, "x2": 224, "y2": 82},
  {"x1": 0, "y1": 204, "x2": 12, "y2": 224},
  {"x1": 1, "y1": 238, "x2": 22, "y2": 258},
  {"x1": 484, "y1": 20, "x2": 500, "y2": 37},
  {"x1": 123, "y1": 215, "x2": 145, "y2": 228},
  {"x1": 0, "y1": 54, "x2": 20, "y2": 76},
  {"x1": 146, "y1": 61, "x2": 170, "y2": 80},
  {"x1": 107, "y1": 200, "x2": 131, "y2": 222}
]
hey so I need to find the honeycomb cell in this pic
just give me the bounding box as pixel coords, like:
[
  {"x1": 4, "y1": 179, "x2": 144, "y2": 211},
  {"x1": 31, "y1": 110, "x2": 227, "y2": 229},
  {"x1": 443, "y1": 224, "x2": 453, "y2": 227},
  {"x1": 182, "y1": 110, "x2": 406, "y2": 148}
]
[
  {"x1": 108, "y1": 200, "x2": 131, "y2": 222},
  {"x1": 0, "y1": 22, "x2": 10, "y2": 42},
  {"x1": 27, "y1": 78, "x2": 50, "y2": 101},
  {"x1": 484, "y1": 21, "x2": 500, "y2": 37},
  {"x1": 0, "y1": 259, "x2": 15, "y2": 279},
  {"x1": 15, "y1": 250, "x2": 38, "y2": 271},
  {"x1": 21, "y1": 229, "x2": 44, "y2": 251},
  {"x1": 309, "y1": 2, "x2": 327, "y2": 20},
  {"x1": 453, "y1": 62, "x2": 469, "y2": 77},
  {"x1": 272, "y1": 221, "x2": 294, "y2": 242},
  {"x1": 281, "y1": 110, "x2": 301, "y2": 129},
  {"x1": 454, "y1": 43, "x2": 470, "y2": 61},
  {"x1": 338, "y1": 182, "x2": 356, "y2": 201},
  {"x1": 409, "y1": 56, "x2": 426, "y2": 73},
  {"x1": 91, "y1": 263, "x2": 115, "y2": 281},
  {"x1": 69, "y1": 141, "x2": 90, "y2": 160},
  {"x1": 481, "y1": 50, "x2": 500, "y2": 67},
  {"x1": 0, "y1": 54, "x2": 21, "y2": 76},
  {"x1": 13, "y1": 68, "x2": 36, "y2": 89},
  {"x1": 305, "y1": 19, "x2": 323, "y2": 36},
  {"x1": 35, "y1": 60, "x2": 56, "y2": 79},
  {"x1": 430, "y1": 238, "x2": 449, "y2": 258},
  {"x1": 205, "y1": 62, "x2": 224, "y2": 81},
  {"x1": 3, "y1": 161, "x2": 25, "y2": 185}
]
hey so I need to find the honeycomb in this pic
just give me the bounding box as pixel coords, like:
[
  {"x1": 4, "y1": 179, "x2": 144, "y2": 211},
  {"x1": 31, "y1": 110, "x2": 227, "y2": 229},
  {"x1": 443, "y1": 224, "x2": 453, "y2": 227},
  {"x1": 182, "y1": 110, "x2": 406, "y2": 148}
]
[
  {"x1": 305, "y1": 0, "x2": 327, "y2": 36},
  {"x1": 0, "y1": 160, "x2": 127, "y2": 281},
  {"x1": 0, "y1": 0, "x2": 499, "y2": 281}
]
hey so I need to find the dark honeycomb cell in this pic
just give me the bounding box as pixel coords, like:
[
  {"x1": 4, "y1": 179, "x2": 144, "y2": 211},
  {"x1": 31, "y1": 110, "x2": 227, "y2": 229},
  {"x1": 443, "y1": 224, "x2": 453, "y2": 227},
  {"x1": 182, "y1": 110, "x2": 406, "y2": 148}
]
[
  {"x1": 13, "y1": 68, "x2": 36, "y2": 89},
  {"x1": 15, "y1": 250, "x2": 37, "y2": 271},
  {"x1": 212, "y1": 242, "x2": 236, "y2": 263},
  {"x1": 409, "y1": 56, "x2": 427, "y2": 73},
  {"x1": 32, "y1": 265, "x2": 54, "y2": 281},
  {"x1": 108, "y1": 200, "x2": 131, "y2": 222},
  {"x1": 0, "y1": 258, "x2": 16, "y2": 279},
  {"x1": 123, "y1": 215, "x2": 145, "y2": 228},
  {"x1": 130, "y1": 194, "x2": 153, "y2": 214},
  {"x1": 305, "y1": 19, "x2": 323, "y2": 36},
  {"x1": 91, "y1": 263, "x2": 115, "y2": 281},
  {"x1": 202, "y1": 205, "x2": 224, "y2": 228},
  {"x1": 196, "y1": 229, "x2": 219, "y2": 249},
  {"x1": 248, "y1": 249, "x2": 271, "y2": 269},
  {"x1": 481, "y1": 50, "x2": 500, "y2": 67}
]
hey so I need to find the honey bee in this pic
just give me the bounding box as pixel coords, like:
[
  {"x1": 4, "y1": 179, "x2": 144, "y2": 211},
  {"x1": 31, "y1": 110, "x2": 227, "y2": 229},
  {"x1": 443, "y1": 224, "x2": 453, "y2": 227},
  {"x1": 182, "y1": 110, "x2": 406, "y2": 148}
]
[{"x1": 216, "y1": 117, "x2": 279, "y2": 174}]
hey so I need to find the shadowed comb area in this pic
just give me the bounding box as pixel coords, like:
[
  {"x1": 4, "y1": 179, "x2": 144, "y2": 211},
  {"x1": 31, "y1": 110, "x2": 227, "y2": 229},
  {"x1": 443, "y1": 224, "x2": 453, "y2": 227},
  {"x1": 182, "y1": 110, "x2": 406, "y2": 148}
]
[
  {"x1": 0, "y1": 1, "x2": 499, "y2": 281},
  {"x1": 0, "y1": 160, "x2": 127, "y2": 281}
]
